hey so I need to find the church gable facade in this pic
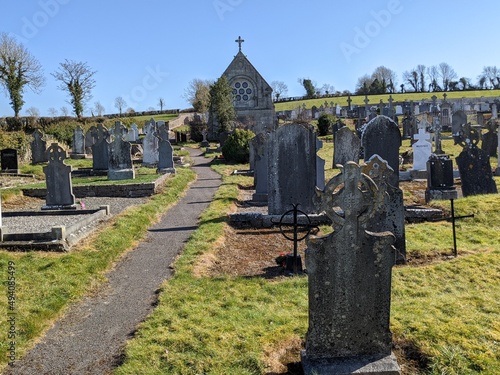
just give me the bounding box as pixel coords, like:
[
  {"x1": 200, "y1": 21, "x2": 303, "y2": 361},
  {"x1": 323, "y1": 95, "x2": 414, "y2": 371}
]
[{"x1": 210, "y1": 38, "x2": 277, "y2": 137}]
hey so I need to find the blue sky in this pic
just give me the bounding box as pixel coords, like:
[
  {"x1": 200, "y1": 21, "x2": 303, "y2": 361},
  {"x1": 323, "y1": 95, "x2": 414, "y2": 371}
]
[{"x1": 1, "y1": 0, "x2": 499, "y2": 117}]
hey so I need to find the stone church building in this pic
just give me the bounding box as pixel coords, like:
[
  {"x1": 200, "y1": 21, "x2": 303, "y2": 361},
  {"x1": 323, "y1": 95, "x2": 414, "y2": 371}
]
[{"x1": 209, "y1": 37, "x2": 277, "y2": 137}]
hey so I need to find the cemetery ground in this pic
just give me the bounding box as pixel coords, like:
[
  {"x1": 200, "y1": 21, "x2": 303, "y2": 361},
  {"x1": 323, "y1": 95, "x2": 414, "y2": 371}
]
[{"x1": 1, "y1": 140, "x2": 500, "y2": 374}]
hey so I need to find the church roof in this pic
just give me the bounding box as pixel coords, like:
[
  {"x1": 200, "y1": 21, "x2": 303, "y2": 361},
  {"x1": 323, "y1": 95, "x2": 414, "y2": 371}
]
[{"x1": 222, "y1": 50, "x2": 272, "y2": 92}]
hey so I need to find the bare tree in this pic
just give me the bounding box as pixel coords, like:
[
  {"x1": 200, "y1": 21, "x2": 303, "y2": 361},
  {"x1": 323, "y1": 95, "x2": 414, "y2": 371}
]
[
  {"x1": 114, "y1": 96, "x2": 127, "y2": 116},
  {"x1": 427, "y1": 65, "x2": 441, "y2": 91},
  {"x1": 402, "y1": 70, "x2": 419, "y2": 92},
  {"x1": 479, "y1": 66, "x2": 500, "y2": 89},
  {"x1": 184, "y1": 78, "x2": 212, "y2": 113},
  {"x1": 48, "y1": 107, "x2": 58, "y2": 117},
  {"x1": 25, "y1": 106, "x2": 40, "y2": 117},
  {"x1": 94, "y1": 101, "x2": 105, "y2": 116},
  {"x1": 438, "y1": 62, "x2": 457, "y2": 91},
  {"x1": 371, "y1": 66, "x2": 398, "y2": 90},
  {"x1": 60, "y1": 106, "x2": 69, "y2": 117},
  {"x1": 270, "y1": 80, "x2": 288, "y2": 100},
  {"x1": 320, "y1": 83, "x2": 335, "y2": 96},
  {"x1": 0, "y1": 33, "x2": 45, "y2": 117},
  {"x1": 158, "y1": 97, "x2": 165, "y2": 112},
  {"x1": 416, "y1": 64, "x2": 426, "y2": 92},
  {"x1": 355, "y1": 74, "x2": 372, "y2": 94},
  {"x1": 52, "y1": 59, "x2": 96, "y2": 118}
]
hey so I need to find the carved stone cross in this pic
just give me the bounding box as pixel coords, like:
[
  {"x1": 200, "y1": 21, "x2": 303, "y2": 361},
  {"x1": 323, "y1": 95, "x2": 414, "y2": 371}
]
[{"x1": 235, "y1": 35, "x2": 244, "y2": 51}]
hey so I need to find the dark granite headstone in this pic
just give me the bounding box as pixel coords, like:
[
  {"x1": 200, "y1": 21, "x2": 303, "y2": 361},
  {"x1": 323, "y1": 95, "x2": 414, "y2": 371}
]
[
  {"x1": 481, "y1": 129, "x2": 498, "y2": 157},
  {"x1": 157, "y1": 124, "x2": 175, "y2": 174},
  {"x1": 268, "y1": 123, "x2": 318, "y2": 215},
  {"x1": 456, "y1": 146, "x2": 497, "y2": 197},
  {"x1": 362, "y1": 115, "x2": 402, "y2": 186},
  {"x1": 452, "y1": 110, "x2": 467, "y2": 136},
  {"x1": 250, "y1": 132, "x2": 270, "y2": 202},
  {"x1": 71, "y1": 125, "x2": 86, "y2": 158},
  {"x1": 43, "y1": 143, "x2": 75, "y2": 209},
  {"x1": 1, "y1": 149, "x2": 19, "y2": 173},
  {"x1": 85, "y1": 126, "x2": 97, "y2": 154},
  {"x1": 302, "y1": 162, "x2": 400, "y2": 374},
  {"x1": 108, "y1": 121, "x2": 135, "y2": 180},
  {"x1": 333, "y1": 126, "x2": 360, "y2": 167},
  {"x1": 31, "y1": 129, "x2": 48, "y2": 164},
  {"x1": 91, "y1": 124, "x2": 110, "y2": 171}
]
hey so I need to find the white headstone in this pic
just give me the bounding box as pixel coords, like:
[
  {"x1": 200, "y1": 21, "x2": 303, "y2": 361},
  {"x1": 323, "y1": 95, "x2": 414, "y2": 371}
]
[
  {"x1": 412, "y1": 128, "x2": 432, "y2": 171},
  {"x1": 395, "y1": 105, "x2": 403, "y2": 115}
]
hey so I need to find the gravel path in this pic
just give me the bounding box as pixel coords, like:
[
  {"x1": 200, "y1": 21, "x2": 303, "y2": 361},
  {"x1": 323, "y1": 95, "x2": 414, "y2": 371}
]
[{"x1": 3, "y1": 148, "x2": 221, "y2": 375}]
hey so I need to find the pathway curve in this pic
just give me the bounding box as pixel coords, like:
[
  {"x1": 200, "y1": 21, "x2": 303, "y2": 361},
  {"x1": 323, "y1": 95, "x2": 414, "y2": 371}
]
[{"x1": 4, "y1": 148, "x2": 221, "y2": 375}]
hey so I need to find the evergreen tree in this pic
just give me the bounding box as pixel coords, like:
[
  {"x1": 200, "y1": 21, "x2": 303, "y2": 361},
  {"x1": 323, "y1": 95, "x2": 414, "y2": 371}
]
[{"x1": 210, "y1": 76, "x2": 236, "y2": 133}]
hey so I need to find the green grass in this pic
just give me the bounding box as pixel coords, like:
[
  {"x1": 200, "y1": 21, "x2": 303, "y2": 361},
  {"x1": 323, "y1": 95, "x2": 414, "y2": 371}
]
[
  {"x1": 274, "y1": 89, "x2": 500, "y2": 111},
  {"x1": 115, "y1": 158, "x2": 500, "y2": 374},
  {"x1": 0, "y1": 167, "x2": 196, "y2": 372}
]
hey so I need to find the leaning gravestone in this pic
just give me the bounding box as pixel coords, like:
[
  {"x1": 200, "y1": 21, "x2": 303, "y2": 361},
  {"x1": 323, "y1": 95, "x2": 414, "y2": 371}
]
[
  {"x1": 363, "y1": 155, "x2": 406, "y2": 263},
  {"x1": 31, "y1": 129, "x2": 48, "y2": 164},
  {"x1": 157, "y1": 125, "x2": 175, "y2": 174},
  {"x1": 91, "y1": 124, "x2": 110, "y2": 171},
  {"x1": 268, "y1": 123, "x2": 319, "y2": 215},
  {"x1": 1, "y1": 149, "x2": 19, "y2": 173},
  {"x1": 108, "y1": 121, "x2": 135, "y2": 180},
  {"x1": 456, "y1": 124, "x2": 497, "y2": 197},
  {"x1": 71, "y1": 125, "x2": 86, "y2": 159},
  {"x1": 43, "y1": 143, "x2": 76, "y2": 209},
  {"x1": 362, "y1": 115, "x2": 401, "y2": 187},
  {"x1": 333, "y1": 126, "x2": 360, "y2": 167},
  {"x1": 302, "y1": 162, "x2": 400, "y2": 374},
  {"x1": 250, "y1": 132, "x2": 270, "y2": 202}
]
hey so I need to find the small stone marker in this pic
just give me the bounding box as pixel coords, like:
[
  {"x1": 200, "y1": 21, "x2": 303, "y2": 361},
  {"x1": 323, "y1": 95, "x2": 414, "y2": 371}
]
[
  {"x1": 31, "y1": 129, "x2": 48, "y2": 164},
  {"x1": 43, "y1": 143, "x2": 76, "y2": 209},
  {"x1": 302, "y1": 162, "x2": 400, "y2": 374},
  {"x1": 108, "y1": 121, "x2": 135, "y2": 180},
  {"x1": 1, "y1": 149, "x2": 19, "y2": 174},
  {"x1": 333, "y1": 126, "x2": 360, "y2": 167}
]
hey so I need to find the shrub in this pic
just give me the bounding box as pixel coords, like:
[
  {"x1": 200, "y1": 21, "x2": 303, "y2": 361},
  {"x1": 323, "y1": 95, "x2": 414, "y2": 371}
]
[
  {"x1": 317, "y1": 113, "x2": 336, "y2": 136},
  {"x1": 221, "y1": 128, "x2": 255, "y2": 163}
]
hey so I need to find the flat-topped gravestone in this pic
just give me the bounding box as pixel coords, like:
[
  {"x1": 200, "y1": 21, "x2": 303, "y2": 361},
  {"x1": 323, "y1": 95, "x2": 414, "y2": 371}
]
[
  {"x1": 108, "y1": 121, "x2": 135, "y2": 180},
  {"x1": 85, "y1": 126, "x2": 97, "y2": 154},
  {"x1": 157, "y1": 125, "x2": 175, "y2": 174},
  {"x1": 333, "y1": 126, "x2": 360, "y2": 167},
  {"x1": 71, "y1": 125, "x2": 86, "y2": 159},
  {"x1": 31, "y1": 129, "x2": 48, "y2": 164},
  {"x1": 250, "y1": 132, "x2": 270, "y2": 202},
  {"x1": 127, "y1": 123, "x2": 139, "y2": 142},
  {"x1": 412, "y1": 128, "x2": 432, "y2": 171},
  {"x1": 142, "y1": 125, "x2": 159, "y2": 167},
  {"x1": 268, "y1": 123, "x2": 319, "y2": 215},
  {"x1": 1, "y1": 149, "x2": 19, "y2": 174},
  {"x1": 43, "y1": 143, "x2": 75, "y2": 209},
  {"x1": 91, "y1": 124, "x2": 110, "y2": 171},
  {"x1": 362, "y1": 115, "x2": 401, "y2": 187},
  {"x1": 302, "y1": 162, "x2": 400, "y2": 375}
]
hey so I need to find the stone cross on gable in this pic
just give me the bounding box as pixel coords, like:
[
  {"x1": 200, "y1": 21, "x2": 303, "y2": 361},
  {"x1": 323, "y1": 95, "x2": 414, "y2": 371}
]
[{"x1": 235, "y1": 36, "x2": 244, "y2": 51}]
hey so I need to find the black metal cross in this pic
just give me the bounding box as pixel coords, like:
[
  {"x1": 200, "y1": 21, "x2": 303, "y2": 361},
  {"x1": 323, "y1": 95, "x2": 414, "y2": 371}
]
[{"x1": 235, "y1": 36, "x2": 244, "y2": 51}]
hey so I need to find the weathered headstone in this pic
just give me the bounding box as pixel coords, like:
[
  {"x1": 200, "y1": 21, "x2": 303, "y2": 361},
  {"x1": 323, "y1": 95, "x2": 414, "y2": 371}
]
[
  {"x1": 71, "y1": 125, "x2": 86, "y2": 159},
  {"x1": 43, "y1": 143, "x2": 75, "y2": 209},
  {"x1": 412, "y1": 128, "x2": 432, "y2": 171},
  {"x1": 452, "y1": 110, "x2": 467, "y2": 136},
  {"x1": 31, "y1": 129, "x2": 48, "y2": 164},
  {"x1": 481, "y1": 122, "x2": 498, "y2": 157},
  {"x1": 1, "y1": 149, "x2": 19, "y2": 173},
  {"x1": 362, "y1": 115, "x2": 401, "y2": 186},
  {"x1": 302, "y1": 162, "x2": 400, "y2": 374},
  {"x1": 91, "y1": 124, "x2": 110, "y2": 171},
  {"x1": 456, "y1": 124, "x2": 497, "y2": 197},
  {"x1": 108, "y1": 122, "x2": 135, "y2": 180},
  {"x1": 85, "y1": 126, "x2": 97, "y2": 154},
  {"x1": 333, "y1": 126, "x2": 360, "y2": 167},
  {"x1": 157, "y1": 125, "x2": 175, "y2": 174},
  {"x1": 316, "y1": 139, "x2": 325, "y2": 191},
  {"x1": 268, "y1": 123, "x2": 318, "y2": 215},
  {"x1": 127, "y1": 123, "x2": 139, "y2": 142},
  {"x1": 250, "y1": 132, "x2": 270, "y2": 202},
  {"x1": 142, "y1": 126, "x2": 159, "y2": 167},
  {"x1": 200, "y1": 129, "x2": 209, "y2": 147}
]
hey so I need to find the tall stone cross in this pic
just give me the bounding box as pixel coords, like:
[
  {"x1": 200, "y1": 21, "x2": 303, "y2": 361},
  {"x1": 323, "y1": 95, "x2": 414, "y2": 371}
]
[
  {"x1": 347, "y1": 95, "x2": 352, "y2": 109},
  {"x1": 432, "y1": 116, "x2": 443, "y2": 154},
  {"x1": 364, "y1": 95, "x2": 369, "y2": 110},
  {"x1": 235, "y1": 36, "x2": 244, "y2": 51},
  {"x1": 443, "y1": 92, "x2": 447, "y2": 102},
  {"x1": 388, "y1": 95, "x2": 394, "y2": 117}
]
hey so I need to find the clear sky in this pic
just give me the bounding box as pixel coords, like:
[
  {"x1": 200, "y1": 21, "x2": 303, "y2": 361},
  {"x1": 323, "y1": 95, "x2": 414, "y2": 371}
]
[{"x1": 1, "y1": 0, "x2": 500, "y2": 117}]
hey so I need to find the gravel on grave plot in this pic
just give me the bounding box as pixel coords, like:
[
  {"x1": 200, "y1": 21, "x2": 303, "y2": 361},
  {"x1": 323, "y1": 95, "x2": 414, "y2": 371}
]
[{"x1": 1, "y1": 196, "x2": 150, "y2": 234}]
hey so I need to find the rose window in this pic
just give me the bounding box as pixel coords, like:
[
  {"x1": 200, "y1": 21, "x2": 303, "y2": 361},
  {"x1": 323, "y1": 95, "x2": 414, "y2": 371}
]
[{"x1": 233, "y1": 81, "x2": 253, "y2": 102}]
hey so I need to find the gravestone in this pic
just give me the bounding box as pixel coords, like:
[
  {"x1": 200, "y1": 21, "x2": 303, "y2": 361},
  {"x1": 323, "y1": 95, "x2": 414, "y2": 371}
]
[
  {"x1": 250, "y1": 132, "x2": 270, "y2": 202},
  {"x1": 85, "y1": 126, "x2": 97, "y2": 154},
  {"x1": 451, "y1": 110, "x2": 467, "y2": 136},
  {"x1": 127, "y1": 123, "x2": 139, "y2": 142},
  {"x1": 333, "y1": 126, "x2": 360, "y2": 167},
  {"x1": 456, "y1": 124, "x2": 497, "y2": 197},
  {"x1": 43, "y1": 143, "x2": 75, "y2": 209},
  {"x1": 302, "y1": 162, "x2": 400, "y2": 375},
  {"x1": 481, "y1": 122, "x2": 498, "y2": 157},
  {"x1": 71, "y1": 125, "x2": 86, "y2": 159},
  {"x1": 268, "y1": 123, "x2": 318, "y2": 215},
  {"x1": 143, "y1": 118, "x2": 156, "y2": 135},
  {"x1": 31, "y1": 129, "x2": 48, "y2": 164},
  {"x1": 91, "y1": 124, "x2": 110, "y2": 171},
  {"x1": 362, "y1": 155, "x2": 406, "y2": 263},
  {"x1": 316, "y1": 139, "x2": 325, "y2": 191},
  {"x1": 362, "y1": 115, "x2": 401, "y2": 187},
  {"x1": 108, "y1": 121, "x2": 135, "y2": 180},
  {"x1": 425, "y1": 154, "x2": 457, "y2": 202},
  {"x1": 142, "y1": 125, "x2": 159, "y2": 167},
  {"x1": 200, "y1": 129, "x2": 209, "y2": 147},
  {"x1": 492, "y1": 103, "x2": 498, "y2": 119},
  {"x1": 157, "y1": 125, "x2": 175, "y2": 174},
  {"x1": 412, "y1": 128, "x2": 432, "y2": 171},
  {"x1": 1, "y1": 149, "x2": 19, "y2": 173}
]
